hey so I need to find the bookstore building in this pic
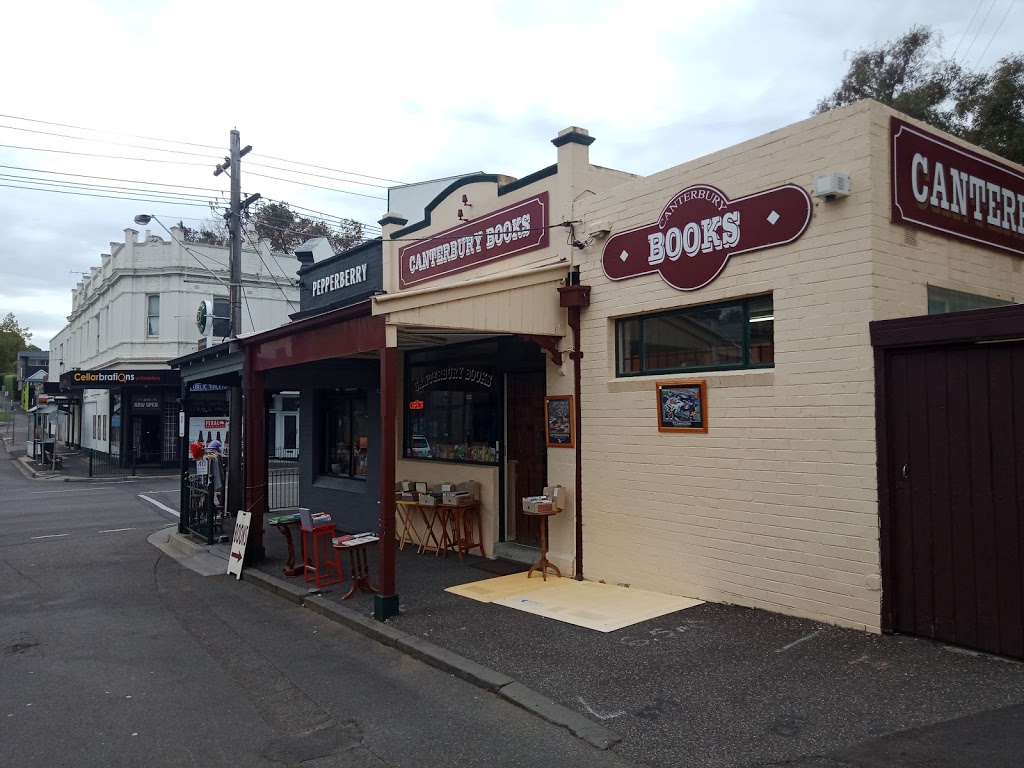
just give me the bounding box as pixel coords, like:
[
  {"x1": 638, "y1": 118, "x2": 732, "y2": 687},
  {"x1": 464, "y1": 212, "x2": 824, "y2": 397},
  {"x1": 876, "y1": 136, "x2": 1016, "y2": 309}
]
[{"x1": 242, "y1": 101, "x2": 1024, "y2": 657}]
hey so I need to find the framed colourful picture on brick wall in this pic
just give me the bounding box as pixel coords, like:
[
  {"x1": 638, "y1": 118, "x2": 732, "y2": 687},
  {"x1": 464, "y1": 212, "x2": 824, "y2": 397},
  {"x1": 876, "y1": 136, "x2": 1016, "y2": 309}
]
[
  {"x1": 656, "y1": 380, "x2": 708, "y2": 433},
  {"x1": 544, "y1": 395, "x2": 574, "y2": 447}
]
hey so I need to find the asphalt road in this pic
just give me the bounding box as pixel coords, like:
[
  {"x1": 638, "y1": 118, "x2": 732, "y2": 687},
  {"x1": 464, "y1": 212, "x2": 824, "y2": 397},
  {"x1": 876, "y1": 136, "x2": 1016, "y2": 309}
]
[{"x1": 0, "y1": 457, "x2": 640, "y2": 768}]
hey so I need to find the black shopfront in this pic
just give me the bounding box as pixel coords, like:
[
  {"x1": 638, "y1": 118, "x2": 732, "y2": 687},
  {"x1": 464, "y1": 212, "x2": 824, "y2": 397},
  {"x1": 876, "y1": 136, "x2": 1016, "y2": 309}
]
[{"x1": 59, "y1": 368, "x2": 181, "y2": 466}]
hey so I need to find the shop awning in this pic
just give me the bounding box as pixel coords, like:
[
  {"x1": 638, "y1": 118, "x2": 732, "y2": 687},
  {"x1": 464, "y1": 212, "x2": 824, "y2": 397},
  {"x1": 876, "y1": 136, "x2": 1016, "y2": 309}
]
[{"x1": 373, "y1": 262, "x2": 569, "y2": 340}]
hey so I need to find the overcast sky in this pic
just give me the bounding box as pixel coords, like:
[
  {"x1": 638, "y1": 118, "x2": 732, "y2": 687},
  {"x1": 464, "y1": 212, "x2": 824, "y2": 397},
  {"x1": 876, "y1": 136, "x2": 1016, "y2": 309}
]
[{"x1": 1, "y1": 0, "x2": 1020, "y2": 346}]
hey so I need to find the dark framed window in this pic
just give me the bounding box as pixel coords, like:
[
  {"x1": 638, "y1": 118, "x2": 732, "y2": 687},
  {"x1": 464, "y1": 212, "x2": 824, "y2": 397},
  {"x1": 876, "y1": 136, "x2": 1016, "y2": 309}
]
[
  {"x1": 616, "y1": 295, "x2": 774, "y2": 376},
  {"x1": 927, "y1": 285, "x2": 1011, "y2": 315},
  {"x1": 404, "y1": 343, "x2": 502, "y2": 465},
  {"x1": 321, "y1": 390, "x2": 368, "y2": 479},
  {"x1": 212, "y1": 297, "x2": 230, "y2": 337}
]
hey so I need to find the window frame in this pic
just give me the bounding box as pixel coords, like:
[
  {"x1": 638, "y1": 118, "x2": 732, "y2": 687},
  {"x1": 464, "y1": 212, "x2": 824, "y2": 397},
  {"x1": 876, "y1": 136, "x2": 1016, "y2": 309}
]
[
  {"x1": 320, "y1": 389, "x2": 368, "y2": 481},
  {"x1": 146, "y1": 294, "x2": 160, "y2": 338},
  {"x1": 615, "y1": 295, "x2": 775, "y2": 377},
  {"x1": 402, "y1": 340, "x2": 504, "y2": 466}
]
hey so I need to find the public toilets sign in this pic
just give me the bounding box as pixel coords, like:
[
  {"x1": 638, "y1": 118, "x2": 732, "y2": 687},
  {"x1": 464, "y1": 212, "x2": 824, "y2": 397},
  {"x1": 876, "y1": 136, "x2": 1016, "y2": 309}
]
[
  {"x1": 399, "y1": 192, "x2": 549, "y2": 288},
  {"x1": 602, "y1": 184, "x2": 812, "y2": 291},
  {"x1": 891, "y1": 117, "x2": 1024, "y2": 258}
]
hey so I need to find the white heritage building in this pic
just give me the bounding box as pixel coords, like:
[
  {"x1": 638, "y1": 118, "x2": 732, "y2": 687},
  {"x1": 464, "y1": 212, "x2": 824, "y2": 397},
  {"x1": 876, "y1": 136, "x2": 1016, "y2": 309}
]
[{"x1": 49, "y1": 225, "x2": 299, "y2": 462}]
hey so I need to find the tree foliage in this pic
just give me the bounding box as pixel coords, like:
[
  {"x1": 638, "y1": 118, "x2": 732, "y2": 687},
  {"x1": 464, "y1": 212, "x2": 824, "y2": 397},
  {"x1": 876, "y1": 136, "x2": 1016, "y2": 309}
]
[
  {"x1": 249, "y1": 202, "x2": 365, "y2": 255},
  {"x1": 0, "y1": 312, "x2": 34, "y2": 375},
  {"x1": 178, "y1": 201, "x2": 365, "y2": 256},
  {"x1": 816, "y1": 25, "x2": 1024, "y2": 165}
]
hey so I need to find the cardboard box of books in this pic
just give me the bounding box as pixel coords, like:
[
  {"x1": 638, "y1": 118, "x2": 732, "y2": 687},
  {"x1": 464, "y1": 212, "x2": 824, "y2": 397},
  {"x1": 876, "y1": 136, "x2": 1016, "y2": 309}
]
[
  {"x1": 456, "y1": 480, "x2": 480, "y2": 499},
  {"x1": 442, "y1": 491, "x2": 474, "y2": 506},
  {"x1": 522, "y1": 496, "x2": 554, "y2": 514},
  {"x1": 543, "y1": 485, "x2": 567, "y2": 511}
]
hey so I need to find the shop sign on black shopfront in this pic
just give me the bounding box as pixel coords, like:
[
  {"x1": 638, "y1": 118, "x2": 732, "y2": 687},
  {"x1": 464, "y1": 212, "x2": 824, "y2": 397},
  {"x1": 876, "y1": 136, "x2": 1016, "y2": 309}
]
[
  {"x1": 299, "y1": 240, "x2": 382, "y2": 314},
  {"x1": 132, "y1": 395, "x2": 162, "y2": 412},
  {"x1": 60, "y1": 369, "x2": 180, "y2": 389}
]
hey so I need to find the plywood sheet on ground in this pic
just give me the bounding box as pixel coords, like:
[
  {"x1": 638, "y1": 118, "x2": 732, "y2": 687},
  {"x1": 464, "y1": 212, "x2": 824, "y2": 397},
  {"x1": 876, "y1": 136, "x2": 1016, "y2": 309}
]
[
  {"x1": 446, "y1": 572, "x2": 557, "y2": 603},
  {"x1": 446, "y1": 573, "x2": 703, "y2": 632}
]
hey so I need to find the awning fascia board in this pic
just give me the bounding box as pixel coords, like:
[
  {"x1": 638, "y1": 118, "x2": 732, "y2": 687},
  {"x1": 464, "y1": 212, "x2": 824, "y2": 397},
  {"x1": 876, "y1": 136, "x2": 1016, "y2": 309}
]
[{"x1": 372, "y1": 262, "x2": 568, "y2": 315}]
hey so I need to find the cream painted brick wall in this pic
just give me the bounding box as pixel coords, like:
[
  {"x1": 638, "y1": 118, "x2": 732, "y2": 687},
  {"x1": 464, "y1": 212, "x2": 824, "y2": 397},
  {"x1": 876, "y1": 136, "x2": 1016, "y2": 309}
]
[
  {"x1": 568, "y1": 102, "x2": 884, "y2": 631},
  {"x1": 560, "y1": 100, "x2": 1024, "y2": 633}
]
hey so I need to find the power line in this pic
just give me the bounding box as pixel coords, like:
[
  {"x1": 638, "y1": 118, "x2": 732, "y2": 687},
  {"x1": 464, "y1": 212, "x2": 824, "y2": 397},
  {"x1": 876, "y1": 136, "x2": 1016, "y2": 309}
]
[
  {"x1": 0, "y1": 113, "x2": 223, "y2": 151},
  {"x1": 0, "y1": 112, "x2": 406, "y2": 185},
  {"x1": 242, "y1": 226, "x2": 298, "y2": 313},
  {"x1": 961, "y1": 0, "x2": 999, "y2": 65},
  {"x1": 0, "y1": 173, "x2": 227, "y2": 204},
  {"x1": 0, "y1": 182, "x2": 217, "y2": 207},
  {"x1": 245, "y1": 170, "x2": 387, "y2": 200},
  {"x1": 952, "y1": 0, "x2": 986, "y2": 60},
  {"x1": 0, "y1": 123, "x2": 221, "y2": 160},
  {"x1": 259, "y1": 197, "x2": 382, "y2": 232},
  {"x1": 0, "y1": 143, "x2": 212, "y2": 166},
  {"x1": 0, "y1": 164, "x2": 232, "y2": 194},
  {"x1": 975, "y1": 0, "x2": 1016, "y2": 68},
  {"x1": 244, "y1": 160, "x2": 392, "y2": 189}
]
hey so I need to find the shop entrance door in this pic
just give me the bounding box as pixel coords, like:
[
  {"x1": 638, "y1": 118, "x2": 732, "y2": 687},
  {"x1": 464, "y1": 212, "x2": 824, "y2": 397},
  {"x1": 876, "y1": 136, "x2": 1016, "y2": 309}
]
[
  {"x1": 506, "y1": 370, "x2": 547, "y2": 547},
  {"x1": 133, "y1": 414, "x2": 162, "y2": 464}
]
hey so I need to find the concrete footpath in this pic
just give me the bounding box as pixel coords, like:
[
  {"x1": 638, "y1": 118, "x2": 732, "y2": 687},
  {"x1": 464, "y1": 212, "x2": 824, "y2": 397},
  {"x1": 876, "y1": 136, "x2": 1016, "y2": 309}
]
[{"x1": 149, "y1": 520, "x2": 1024, "y2": 768}]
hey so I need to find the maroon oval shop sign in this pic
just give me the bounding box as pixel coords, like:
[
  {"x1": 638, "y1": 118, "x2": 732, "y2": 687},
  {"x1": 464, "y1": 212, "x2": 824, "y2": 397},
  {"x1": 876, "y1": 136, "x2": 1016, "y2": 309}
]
[{"x1": 602, "y1": 184, "x2": 812, "y2": 291}]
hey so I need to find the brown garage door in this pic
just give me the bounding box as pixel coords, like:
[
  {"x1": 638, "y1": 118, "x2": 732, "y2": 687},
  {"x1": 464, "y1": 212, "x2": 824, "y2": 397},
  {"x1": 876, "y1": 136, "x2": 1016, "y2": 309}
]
[{"x1": 881, "y1": 340, "x2": 1024, "y2": 659}]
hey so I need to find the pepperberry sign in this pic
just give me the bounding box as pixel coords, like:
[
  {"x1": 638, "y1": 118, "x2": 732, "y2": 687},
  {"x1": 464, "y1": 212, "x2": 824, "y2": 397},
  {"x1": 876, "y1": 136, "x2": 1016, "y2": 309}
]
[
  {"x1": 891, "y1": 117, "x2": 1024, "y2": 257},
  {"x1": 602, "y1": 184, "x2": 812, "y2": 291},
  {"x1": 399, "y1": 192, "x2": 549, "y2": 289}
]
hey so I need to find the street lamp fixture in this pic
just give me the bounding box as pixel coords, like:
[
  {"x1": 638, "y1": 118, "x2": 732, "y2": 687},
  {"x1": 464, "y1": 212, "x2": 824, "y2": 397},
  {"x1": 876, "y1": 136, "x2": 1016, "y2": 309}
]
[{"x1": 133, "y1": 214, "x2": 154, "y2": 226}]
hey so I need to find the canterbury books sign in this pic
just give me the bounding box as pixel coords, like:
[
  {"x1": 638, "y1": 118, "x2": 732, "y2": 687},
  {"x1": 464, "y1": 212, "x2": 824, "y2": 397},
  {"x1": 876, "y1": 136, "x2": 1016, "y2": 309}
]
[
  {"x1": 398, "y1": 193, "x2": 549, "y2": 289},
  {"x1": 891, "y1": 117, "x2": 1024, "y2": 257},
  {"x1": 602, "y1": 183, "x2": 812, "y2": 290}
]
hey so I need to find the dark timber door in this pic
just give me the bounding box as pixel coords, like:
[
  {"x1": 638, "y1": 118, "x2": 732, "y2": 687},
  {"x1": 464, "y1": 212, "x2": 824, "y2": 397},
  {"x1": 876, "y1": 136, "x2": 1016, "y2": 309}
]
[
  {"x1": 506, "y1": 370, "x2": 547, "y2": 547},
  {"x1": 884, "y1": 342, "x2": 1024, "y2": 659}
]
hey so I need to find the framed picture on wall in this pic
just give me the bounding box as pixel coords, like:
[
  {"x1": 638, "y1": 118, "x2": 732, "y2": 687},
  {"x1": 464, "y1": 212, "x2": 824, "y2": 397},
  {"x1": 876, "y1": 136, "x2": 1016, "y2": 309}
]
[
  {"x1": 544, "y1": 395, "x2": 574, "y2": 448},
  {"x1": 656, "y1": 380, "x2": 708, "y2": 433}
]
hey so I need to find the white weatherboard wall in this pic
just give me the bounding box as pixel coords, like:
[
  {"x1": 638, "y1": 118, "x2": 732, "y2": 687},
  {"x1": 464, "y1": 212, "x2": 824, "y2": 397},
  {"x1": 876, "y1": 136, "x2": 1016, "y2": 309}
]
[{"x1": 573, "y1": 100, "x2": 1024, "y2": 632}]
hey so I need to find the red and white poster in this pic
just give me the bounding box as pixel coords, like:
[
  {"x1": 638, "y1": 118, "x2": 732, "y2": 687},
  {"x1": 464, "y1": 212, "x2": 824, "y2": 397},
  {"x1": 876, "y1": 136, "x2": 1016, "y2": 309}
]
[
  {"x1": 602, "y1": 184, "x2": 812, "y2": 291},
  {"x1": 399, "y1": 193, "x2": 549, "y2": 288}
]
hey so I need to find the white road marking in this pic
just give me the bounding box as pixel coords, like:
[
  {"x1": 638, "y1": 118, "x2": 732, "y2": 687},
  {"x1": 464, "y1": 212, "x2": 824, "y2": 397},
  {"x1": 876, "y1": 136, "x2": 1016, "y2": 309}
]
[
  {"x1": 31, "y1": 534, "x2": 69, "y2": 540},
  {"x1": 138, "y1": 495, "x2": 179, "y2": 517},
  {"x1": 776, "y1": 630, "x2": 822, "y2": 653},
  {"x1": 100, "y1": 528, "x2": 135, "y2": 533}
]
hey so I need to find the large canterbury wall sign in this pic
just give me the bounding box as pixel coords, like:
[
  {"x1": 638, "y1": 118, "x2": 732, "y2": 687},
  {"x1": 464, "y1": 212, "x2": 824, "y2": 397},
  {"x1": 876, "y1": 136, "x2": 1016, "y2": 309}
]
[
  {"x1": 399, "y1": 192, "x2": 549, "y2": 289},
  {"x1": 602, "y1": 184, "x2": 812, "y2": 290},
  {"x1": 891, "y1": 117, "x2": 1024, "y2": 257}
]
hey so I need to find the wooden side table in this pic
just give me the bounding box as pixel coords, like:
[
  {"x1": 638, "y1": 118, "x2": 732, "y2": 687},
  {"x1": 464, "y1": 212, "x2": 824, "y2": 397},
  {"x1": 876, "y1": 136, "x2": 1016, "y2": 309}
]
[
  {"x1": 269, "y1": 517, "x2": 302, "y2": 577},
  {"x1": 524, "y1": 508, "x2": 560, "y2": 580},
  {"x1": 333, "y1": 536, "x2": 379, "y2": 600}
]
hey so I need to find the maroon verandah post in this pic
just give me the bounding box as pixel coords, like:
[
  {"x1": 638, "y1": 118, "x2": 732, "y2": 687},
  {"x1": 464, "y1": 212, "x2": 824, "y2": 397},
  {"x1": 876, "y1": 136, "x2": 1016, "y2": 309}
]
[
  {"x1": 375, "y1": 345, "x2": 400, "y2": 620},
  {"x1": 243, "y1": 344, "x2": 266, "y2": 562}
]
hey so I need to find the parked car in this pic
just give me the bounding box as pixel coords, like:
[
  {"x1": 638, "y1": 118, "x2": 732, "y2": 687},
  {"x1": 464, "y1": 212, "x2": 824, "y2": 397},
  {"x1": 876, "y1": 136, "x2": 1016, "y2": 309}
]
[{"x1": 411, "y1": 435, "x2": 432, "y2": 458}]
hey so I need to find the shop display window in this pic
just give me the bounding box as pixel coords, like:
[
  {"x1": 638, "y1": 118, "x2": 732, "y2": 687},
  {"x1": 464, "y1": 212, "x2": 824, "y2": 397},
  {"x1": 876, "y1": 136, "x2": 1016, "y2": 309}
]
[
  {"x1": 321, "y1": 390, "x2": 368, "y2": 479},
  {"x1": 404, "y1": 345, "x2": 500, "y2": 465},
  {"x1": 616, "y1": 295, "x2": 774, "y2": 376}
]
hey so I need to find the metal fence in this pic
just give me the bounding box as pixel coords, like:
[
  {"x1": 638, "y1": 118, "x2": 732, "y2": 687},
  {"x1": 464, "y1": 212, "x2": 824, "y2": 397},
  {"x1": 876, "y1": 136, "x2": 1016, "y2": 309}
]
[
  {"x1": 268, "y1": 465, "x2": 299, "y2": 510},
  {"x1": 85, "y1": 449, "x2": 170, "y2": 477},
  {"x1": 184, "y1": 473, "x2": 219, "y2": 544}
]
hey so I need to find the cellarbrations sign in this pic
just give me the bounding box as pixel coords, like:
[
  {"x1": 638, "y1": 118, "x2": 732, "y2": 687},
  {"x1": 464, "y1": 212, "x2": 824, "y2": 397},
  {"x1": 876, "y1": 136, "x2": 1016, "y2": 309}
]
[
  {"x1": 398, "y1": 193, "x2": 549, "y2": 289},
  {"x1": 891, "y1": 116, "x2": 1024, "y2": 258}
]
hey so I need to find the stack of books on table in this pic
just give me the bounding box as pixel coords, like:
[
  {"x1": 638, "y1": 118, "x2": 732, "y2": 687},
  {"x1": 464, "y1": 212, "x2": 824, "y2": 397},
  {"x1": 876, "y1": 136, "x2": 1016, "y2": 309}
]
[
  {"x1": 333, "y1": 532, "x2": 379, "y2": 547},
  {"x1": 298, "y1": 508, "x2": 332, "y2": 529},
  {"x1": 269, "y1": 512, "x2": 301, "y2": 525}
]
